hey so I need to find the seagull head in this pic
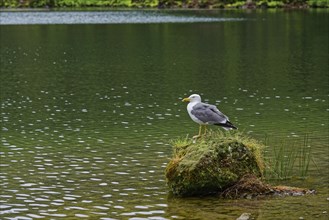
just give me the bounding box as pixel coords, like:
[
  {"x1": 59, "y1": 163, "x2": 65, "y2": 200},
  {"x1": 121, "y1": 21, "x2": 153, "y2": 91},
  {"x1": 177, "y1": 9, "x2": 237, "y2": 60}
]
[{"x1": 182, "y1": 94, "x2": 201, "y2": 103}]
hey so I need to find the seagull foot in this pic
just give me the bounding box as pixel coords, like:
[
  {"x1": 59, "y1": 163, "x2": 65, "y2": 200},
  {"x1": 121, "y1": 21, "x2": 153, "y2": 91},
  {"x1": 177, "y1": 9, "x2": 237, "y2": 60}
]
[{"x1": 192, "y1": 135, "x2": 201, "y2": 139}]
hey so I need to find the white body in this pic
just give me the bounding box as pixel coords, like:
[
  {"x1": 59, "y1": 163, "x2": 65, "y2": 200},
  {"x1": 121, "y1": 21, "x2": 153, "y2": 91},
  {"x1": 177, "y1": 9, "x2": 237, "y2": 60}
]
[{"x1": 187, "y1": 102, "x2": 207, "y2": 125}]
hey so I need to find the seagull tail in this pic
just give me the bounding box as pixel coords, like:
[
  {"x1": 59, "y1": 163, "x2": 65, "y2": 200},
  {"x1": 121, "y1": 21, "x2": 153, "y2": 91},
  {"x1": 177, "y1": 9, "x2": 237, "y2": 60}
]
[{"x1": 215, "y1": 121, "x2": 238, "y2": 130}]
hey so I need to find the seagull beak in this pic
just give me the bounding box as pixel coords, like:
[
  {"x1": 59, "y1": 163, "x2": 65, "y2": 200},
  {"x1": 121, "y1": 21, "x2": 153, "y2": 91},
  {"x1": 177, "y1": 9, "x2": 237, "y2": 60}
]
[{"x1": 182, "y1": 97, "x2": 190, "y2": 102}]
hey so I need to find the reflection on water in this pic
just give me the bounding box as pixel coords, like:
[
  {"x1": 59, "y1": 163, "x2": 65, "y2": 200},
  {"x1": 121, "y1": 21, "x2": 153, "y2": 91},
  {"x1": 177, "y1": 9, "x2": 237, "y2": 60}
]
[{"x1": 1, "y1": 9, "x2": 328, "y2": 219}]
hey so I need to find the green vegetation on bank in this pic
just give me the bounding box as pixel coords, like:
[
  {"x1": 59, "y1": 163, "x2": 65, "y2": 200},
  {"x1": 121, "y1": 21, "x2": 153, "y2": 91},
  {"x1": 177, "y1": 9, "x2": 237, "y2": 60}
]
[{"x1": 1, "y1": 0, "x2": 328, "y2": 8}]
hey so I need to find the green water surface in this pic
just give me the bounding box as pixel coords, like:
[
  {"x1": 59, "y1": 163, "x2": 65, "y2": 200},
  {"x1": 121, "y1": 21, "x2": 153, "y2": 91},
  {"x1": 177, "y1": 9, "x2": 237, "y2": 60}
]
[{"x1": 0, "y1": 9, "x2": 328, "y2": 219}]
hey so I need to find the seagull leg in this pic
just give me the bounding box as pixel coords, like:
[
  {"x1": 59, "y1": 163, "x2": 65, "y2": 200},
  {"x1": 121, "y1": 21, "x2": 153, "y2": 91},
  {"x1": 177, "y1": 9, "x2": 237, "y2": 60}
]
[
  {"x1": 193, "y1": 125, "x2": 202, "y2": 139},
  {"x1": 204, "y1": 126, "x2": 207, "y2": 135}
]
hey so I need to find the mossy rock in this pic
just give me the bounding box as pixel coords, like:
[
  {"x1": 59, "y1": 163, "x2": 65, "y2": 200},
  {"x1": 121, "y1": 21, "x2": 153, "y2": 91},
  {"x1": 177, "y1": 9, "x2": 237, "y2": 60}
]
[{"x1": 165, "y1": 131, "x2": 265, "y2": 196}]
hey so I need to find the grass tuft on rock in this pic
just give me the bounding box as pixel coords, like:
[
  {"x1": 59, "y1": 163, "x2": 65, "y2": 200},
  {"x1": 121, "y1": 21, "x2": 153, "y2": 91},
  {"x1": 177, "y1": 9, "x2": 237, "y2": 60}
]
[{"x1": 166, "y1": 130, "x2": 265, "y2": 196}]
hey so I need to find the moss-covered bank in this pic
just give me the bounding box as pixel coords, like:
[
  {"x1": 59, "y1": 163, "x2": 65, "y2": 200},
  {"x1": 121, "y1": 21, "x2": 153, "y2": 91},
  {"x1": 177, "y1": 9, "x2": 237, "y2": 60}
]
[
  {"x1": 165, "y1": 131, "x2": 315, "y2": 197},
  {"x1": 1, "y1": 0, "x2": 328, "y2": 8}
]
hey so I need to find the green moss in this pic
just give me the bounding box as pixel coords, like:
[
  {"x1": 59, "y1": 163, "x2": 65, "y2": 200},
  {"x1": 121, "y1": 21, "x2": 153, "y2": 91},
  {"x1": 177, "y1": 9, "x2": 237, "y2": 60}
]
[{"x1": 165, "y1": 131, "x2": 265, "y2": 196}]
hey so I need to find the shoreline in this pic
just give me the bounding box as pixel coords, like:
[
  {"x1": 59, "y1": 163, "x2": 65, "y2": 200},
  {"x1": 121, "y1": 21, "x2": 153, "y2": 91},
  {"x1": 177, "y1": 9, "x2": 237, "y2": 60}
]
[
  {"x1": 1, "y1": 6, "x2": 328, "y2": 12},
  {"x1": 1, "y1": 1, "x2": 328, "y2": 10}
]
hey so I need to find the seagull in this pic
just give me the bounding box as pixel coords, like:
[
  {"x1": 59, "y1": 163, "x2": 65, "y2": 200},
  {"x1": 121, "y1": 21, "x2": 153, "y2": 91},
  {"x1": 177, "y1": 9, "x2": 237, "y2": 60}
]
[{"x1": 182, "y1": 94, "x2": 237, "y2": 138}]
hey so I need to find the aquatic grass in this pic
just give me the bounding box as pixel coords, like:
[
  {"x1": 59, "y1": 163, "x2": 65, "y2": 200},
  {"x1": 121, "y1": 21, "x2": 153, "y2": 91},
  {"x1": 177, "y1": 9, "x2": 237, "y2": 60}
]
[
  {"x1": 297, "y1": 134, "x2": 317, "y2": 179},
  {"x1": 264, "y1": 134, "x2": 316, "y2": 181},
  {"x1": 271, "y1": 140, "x2": 298, "y2": 180}
]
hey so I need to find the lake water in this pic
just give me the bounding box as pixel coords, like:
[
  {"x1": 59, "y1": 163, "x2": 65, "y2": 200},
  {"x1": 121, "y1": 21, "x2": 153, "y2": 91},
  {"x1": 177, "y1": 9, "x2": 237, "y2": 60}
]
[{"x1": 0, "y1": 9, "x2": 328, "y2": 219}]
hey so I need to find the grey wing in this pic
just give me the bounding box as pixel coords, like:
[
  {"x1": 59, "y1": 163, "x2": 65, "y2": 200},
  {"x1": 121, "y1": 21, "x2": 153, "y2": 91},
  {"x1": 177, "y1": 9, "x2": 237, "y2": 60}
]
[{"x1": 191, "y1": 103, "x2": 228, "y2": 124}]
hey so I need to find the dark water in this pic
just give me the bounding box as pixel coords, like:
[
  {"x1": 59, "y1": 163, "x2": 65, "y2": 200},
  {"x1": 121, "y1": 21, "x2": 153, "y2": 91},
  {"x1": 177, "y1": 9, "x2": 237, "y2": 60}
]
[{"x1": 0, "y1": 10, "x2": 328, "y2": 219}]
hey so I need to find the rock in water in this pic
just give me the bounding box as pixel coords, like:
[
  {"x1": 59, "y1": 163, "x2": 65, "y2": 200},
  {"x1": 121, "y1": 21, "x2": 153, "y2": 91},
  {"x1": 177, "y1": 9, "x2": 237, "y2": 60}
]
[{"x1": 165, "y1": 131, "x2": 265, "y2": 196}]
